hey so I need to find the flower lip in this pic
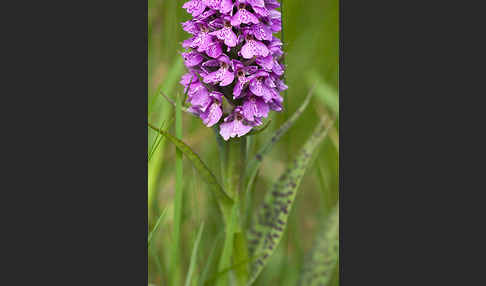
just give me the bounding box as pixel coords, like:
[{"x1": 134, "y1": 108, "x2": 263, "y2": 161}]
[
  {"x1": 236, "y1": 114, "x2": 243, "y2": 121},
  {"x1": 237, "y1": 70, "x2": 244, "y2": 77},
  {"x1": 238, "y1": 3, "x2": 246, "y2": 9}
]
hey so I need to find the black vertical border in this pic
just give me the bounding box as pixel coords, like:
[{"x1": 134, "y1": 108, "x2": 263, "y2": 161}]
[{"x1": 6, "y1": 0, "x2": 150, "y2": 284}]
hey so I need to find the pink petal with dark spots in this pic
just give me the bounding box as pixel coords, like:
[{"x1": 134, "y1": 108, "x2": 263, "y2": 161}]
[
  {"x1": 256, "y1": 55, "x2": 274, "y2": 71},
  {"x1": 182, "y1": 51, "x2": 203, "y2": 67},
  {"x1": 210, "y1": 27, "x2": 238, "y2": 47},
  {"x1": 201, "y1": 102, "x2": 222, "y2": 127},
  {"x1": 206, "y1": 41, "x2": 223, "y2": 58},
  {"x1": 230, "y1": 9, "x2": 259, "y2": 26},
  {"x1": 219, "y1": 117, "x2": 253, "y2": 140},
  {"x1": 241, "y1": 39, "x2": 269, "y2": 59}
]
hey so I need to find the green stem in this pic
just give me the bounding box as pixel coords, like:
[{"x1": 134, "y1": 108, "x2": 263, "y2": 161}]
[
  {"x1": 218, "y1": 138, "x2": 248, "y2": 286},
  {"x1": 217, "y1": 202, "x2": 238, "y2": 286},
  {"x1": 225, "y1": 138, "x2": 244, "y2": 198},
  {"x1": 233, "y1": 232, "x2": 249, "y2": 286}
]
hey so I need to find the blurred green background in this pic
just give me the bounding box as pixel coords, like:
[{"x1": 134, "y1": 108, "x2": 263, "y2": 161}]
[{"x1": 148, "y1": 0, "x2": 339, "y2": 285}]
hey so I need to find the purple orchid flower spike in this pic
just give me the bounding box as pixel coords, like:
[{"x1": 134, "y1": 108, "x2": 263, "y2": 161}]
[{"x1": 180, "y1": 0, "x2": 285, "y2": 140}]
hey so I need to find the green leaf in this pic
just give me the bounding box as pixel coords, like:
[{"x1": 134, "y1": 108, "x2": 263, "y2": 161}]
[
  {"x1": 245, "y1": 86, "x2": 316, "y2": 196},
  {"x1": 299, "y1": 203, "x2": 339, "y2": 286},
  {"x1": 147, "y1": 207, "x2": 168, "y2": 247},
  {"x1": 185, "y1": 222, "x2": 205, "y2": 286},
  {"x1": 246, "y1": 117, "x2": 334, "y2": 285},
  {"x1": 148, "y1": 123, "x2": 233, "y2": 216}
]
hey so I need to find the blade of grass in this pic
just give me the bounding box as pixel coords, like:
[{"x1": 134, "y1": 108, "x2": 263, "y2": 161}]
[
  {"x1": 247, "y1": 117, "x2": 334, "y2": 285},
  {"x1": 148, "y1": 123, "x2": 233, "y2": 220},
  {"x1": 185, "y1": 222, "x2": 205, "y2": 286},
  {"x1": 148, "y1": 207, "x2": 168, "y2": 247},
  {"x1": 148, "y1": 57, "x2": 183, "y2": 220},
  {"x1": 148, "y1": 120, "x2": 164, "y2": 158},
  {"x1": 299, "y1": 203, "x2": 339, "y2": 286},
  {"x1": 148, "y1": 117, "x2": 174, "y2": 162}
]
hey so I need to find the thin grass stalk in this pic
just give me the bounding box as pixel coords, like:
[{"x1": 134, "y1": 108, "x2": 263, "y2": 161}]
[
  {"x1": 148, "y1": 57, "x2": 183, "y2": 220},
  {"x1": 171, "y1": 93, "x2": 184, "y2": 286},
  {"x1": 185, "y1": 222, "x2": 205, "y2": 286}
]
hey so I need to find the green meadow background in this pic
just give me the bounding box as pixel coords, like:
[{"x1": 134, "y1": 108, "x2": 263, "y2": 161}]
[{"x1": 148, "y1": 0, "x2": 339, "y2": 285}]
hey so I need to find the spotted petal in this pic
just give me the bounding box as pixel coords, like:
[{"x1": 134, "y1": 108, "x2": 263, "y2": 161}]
[
  {"x1": 242, "y1": 96, "x2": 269, "y2": 121},
  {"x1": 202, "y1": 0, "x2": 221, "y2": 10},
  {"x1": 182, "y1": 51, "x2": 203, "y2": 67},
  {"x1": 231, "y1": 9, "x2": 259, "y2": 26},
  {"x1": 182, "y1": 0, "x2": 206, "y2": 17},
  {"x1": 241, "y1": 39, "x2": 269, "y2": 59},
  {"x1": 203, "y1": 67, "x2": 235, "y2": 86},
  {"x1": 201, "y1": 102, "x2": 223, "y2": 127},
  {"x1": 210, "y1": 26, "x2": 238, "y2": 47},
  {"x1": 219, "y1": 117, "x2": 254, "y2": 140}
]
